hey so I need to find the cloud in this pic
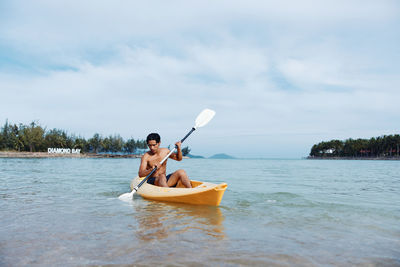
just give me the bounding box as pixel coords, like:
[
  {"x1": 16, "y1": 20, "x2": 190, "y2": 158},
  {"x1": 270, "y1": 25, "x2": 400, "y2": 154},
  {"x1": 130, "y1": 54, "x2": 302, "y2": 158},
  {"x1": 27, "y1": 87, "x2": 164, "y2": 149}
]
[
  {"x1": 0, "y1": 0, "x2": 399, "y2": 157},
  {"x1": 2, "y1": 1, "x2": 398, "y2": 52}
]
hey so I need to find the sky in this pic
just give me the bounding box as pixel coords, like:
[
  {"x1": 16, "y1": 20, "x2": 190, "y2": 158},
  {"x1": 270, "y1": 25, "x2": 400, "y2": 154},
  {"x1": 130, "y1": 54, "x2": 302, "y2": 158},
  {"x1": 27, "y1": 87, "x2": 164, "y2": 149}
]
[{"x1": 1, "y1": 0, "x2": 399, "y2": 158}]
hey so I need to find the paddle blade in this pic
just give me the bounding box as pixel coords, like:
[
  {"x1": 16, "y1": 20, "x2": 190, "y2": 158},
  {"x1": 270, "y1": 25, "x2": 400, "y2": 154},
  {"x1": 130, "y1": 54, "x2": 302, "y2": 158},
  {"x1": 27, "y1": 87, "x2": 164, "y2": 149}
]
[
  {"x1": 118, "y1": 190, "x2": 135, "y2": 202},
  {"x1": 195, "y1": 109, "x2": 216, "y2": 128}
]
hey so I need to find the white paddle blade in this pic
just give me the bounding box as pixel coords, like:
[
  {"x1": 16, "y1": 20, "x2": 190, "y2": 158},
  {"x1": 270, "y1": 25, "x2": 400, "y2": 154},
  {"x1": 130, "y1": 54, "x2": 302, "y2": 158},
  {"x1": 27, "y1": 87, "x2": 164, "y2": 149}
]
[
  {"x1": 195, "y1": 109, "x2": 216, "y2": 128},
  {"x1": 118, "y1": 190, "x2": 135, "y2": 202}
]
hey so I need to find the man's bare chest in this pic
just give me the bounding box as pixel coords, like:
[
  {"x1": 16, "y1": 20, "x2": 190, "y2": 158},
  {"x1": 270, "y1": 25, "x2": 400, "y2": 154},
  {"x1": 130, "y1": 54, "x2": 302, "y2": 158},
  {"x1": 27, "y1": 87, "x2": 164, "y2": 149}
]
[
  {"x1": 147, "y1": 153, "x2": 167, "y2": 168},
  {"x1": 147, "y1": 157, "x2": 160, "y2": 167}
]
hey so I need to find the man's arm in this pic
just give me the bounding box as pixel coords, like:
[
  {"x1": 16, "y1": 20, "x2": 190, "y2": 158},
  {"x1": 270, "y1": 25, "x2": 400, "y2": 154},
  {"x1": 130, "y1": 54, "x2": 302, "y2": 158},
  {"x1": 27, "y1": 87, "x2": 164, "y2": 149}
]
[
  {"x1": 169, "y1": 141, "x2": 183, "y2": 161},
  {"x1": 138, "y1": 154, "x2": 154, "y2": 177}
]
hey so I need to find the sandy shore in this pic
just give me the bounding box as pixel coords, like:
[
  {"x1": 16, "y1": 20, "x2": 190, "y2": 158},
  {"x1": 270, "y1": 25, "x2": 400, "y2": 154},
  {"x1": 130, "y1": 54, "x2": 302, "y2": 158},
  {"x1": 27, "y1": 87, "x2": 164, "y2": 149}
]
[{"x1": 0, "y1": 151, "x2": 143, "y2": 158}]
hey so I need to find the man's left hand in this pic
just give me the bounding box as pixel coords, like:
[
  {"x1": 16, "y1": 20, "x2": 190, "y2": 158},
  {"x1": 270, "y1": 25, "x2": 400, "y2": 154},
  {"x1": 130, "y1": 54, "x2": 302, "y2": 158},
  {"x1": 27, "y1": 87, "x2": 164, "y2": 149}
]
[{"x1": 175, "y1": 141, "x2": 182, "y2": 149}]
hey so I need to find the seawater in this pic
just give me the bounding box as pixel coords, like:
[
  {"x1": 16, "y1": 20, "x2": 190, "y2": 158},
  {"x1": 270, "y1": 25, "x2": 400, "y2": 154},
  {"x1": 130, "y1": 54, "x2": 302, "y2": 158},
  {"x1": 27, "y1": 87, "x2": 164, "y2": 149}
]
[{"x1": 1, "y1": 158, "x2": 399, "y2": 266}]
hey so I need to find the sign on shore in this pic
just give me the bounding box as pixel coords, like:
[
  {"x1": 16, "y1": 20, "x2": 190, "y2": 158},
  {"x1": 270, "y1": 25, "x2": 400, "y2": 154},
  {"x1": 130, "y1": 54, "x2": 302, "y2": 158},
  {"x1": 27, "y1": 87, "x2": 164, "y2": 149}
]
[{"x1": 48, "y1": 148, "x2": 81, "y2": 154}]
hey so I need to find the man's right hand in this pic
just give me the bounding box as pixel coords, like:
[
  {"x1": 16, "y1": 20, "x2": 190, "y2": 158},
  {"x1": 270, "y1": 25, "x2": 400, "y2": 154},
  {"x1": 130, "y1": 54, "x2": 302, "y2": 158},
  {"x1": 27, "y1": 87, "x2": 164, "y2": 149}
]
[{"x1": 153, "y1": 163, "x2": 161, "y2": 170}]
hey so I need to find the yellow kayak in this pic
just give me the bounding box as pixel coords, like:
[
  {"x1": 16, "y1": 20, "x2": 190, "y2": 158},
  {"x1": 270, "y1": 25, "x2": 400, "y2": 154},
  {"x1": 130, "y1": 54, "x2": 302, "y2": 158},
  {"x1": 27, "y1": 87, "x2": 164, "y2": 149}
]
[{"x1": 130, "y1": 176, "x2": 227, "y2": 206}]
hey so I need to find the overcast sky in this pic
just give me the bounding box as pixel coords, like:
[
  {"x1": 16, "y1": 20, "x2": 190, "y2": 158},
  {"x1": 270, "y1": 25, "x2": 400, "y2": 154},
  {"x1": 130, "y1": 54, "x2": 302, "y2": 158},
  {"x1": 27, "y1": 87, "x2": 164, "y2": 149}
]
[{"x1": 1, "y1": 0, "x2": 399, "y2": 158}]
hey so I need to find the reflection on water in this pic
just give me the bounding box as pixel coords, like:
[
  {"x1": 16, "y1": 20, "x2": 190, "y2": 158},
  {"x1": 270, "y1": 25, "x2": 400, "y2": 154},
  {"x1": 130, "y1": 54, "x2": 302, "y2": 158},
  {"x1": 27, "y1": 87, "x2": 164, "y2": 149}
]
[{"x1": 132, "y1": 200, "x2": 225, "y2": 242}]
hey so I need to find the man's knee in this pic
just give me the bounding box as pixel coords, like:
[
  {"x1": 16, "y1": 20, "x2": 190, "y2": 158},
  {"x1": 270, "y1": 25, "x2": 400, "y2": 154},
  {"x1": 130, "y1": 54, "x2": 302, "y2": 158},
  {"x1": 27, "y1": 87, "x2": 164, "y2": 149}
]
[{"x1": 176, "y1": 169, "x2": 187, "y2": 176}]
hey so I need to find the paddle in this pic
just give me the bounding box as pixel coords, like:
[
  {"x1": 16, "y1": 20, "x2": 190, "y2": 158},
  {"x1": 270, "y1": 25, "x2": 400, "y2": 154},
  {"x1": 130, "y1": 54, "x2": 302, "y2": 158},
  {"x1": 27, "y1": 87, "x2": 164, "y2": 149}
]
[{"x1": 118, "y1": 108, "x2": 216, "y2": 202}]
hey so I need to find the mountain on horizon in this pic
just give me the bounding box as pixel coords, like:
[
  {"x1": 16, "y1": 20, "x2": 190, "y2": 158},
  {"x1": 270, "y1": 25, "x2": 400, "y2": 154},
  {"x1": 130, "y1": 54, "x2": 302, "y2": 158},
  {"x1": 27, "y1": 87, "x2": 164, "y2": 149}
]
[{"x1": 209, "y1": 153, "x2": 236, "y2": 159}]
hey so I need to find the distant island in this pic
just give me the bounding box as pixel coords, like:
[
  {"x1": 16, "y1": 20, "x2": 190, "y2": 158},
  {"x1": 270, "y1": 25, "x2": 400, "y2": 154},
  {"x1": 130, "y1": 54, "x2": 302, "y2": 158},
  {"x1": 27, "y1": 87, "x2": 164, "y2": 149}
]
[
  {"x1": 308, "y1": 134, "x2": 400, "y2": 160},
  {"x1": 187, "y1": 153, "x2": 236, "y2": 159},
  {"x1": 209, "y1": 153, "x2": 236, "y2": 159}
]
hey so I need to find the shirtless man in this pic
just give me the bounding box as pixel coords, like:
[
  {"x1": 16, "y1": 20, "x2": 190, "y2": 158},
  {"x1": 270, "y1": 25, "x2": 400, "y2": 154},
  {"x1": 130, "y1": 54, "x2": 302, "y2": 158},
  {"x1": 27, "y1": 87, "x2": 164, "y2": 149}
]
[{"x1": 138, "y1": 133, "x2": 192, "y2": 188}]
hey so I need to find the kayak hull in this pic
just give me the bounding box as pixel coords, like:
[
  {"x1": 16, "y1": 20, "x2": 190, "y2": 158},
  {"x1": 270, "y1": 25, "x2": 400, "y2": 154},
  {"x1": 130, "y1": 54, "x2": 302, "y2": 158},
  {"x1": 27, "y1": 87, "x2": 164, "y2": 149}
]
[{"x1": 130, "y1": 176, "x2": 227, "y2": 206}]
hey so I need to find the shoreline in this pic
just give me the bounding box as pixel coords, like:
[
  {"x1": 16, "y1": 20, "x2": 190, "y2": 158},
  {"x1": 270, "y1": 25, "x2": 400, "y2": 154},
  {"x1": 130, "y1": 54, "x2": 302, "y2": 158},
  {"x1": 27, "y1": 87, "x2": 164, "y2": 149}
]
[{"x1": 0, "y1": 151, "x2": 143, "y2": 159}]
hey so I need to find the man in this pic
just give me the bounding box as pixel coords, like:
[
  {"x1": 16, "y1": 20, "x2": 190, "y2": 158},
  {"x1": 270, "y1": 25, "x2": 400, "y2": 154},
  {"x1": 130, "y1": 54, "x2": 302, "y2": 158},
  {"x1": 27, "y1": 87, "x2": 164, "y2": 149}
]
[{"x1": 138, "y1": 133, "x2": 192, "y2": 188}]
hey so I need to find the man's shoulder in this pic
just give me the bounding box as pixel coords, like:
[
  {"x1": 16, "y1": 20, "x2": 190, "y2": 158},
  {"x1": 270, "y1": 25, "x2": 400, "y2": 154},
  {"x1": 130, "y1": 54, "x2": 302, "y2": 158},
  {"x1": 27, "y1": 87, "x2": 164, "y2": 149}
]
[
  {"x1": 142, "y1": 151, "x2": 152, "y2": 158},
  {"x1": 159, "y1": 148, "x2": 171, "y2": 157}
]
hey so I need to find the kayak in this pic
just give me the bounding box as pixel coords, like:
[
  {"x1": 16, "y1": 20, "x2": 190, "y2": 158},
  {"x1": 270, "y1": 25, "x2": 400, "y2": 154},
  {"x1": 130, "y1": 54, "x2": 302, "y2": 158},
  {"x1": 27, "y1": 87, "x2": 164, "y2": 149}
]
[{"x1": 130, "y1": 176, "x2": 227, "y2": 206}]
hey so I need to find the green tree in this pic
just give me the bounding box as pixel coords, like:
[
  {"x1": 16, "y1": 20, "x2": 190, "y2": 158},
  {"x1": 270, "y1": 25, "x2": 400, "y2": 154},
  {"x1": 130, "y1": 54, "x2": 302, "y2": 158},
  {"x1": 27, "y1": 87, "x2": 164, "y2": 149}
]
[
  {"x1": 110, "y1": 134, "x2": 124, "y2": 153},
  {"x1": 136, "y1": 140, "x2": 147, "y2": 149},
  {"x1": 10, "y1": 124, "x2": 24, "y2": 151},
  {"x1": 0, "y1": 130, "x2": 3, "y2": 150},
  {"x1": 66, "y1": 134, "x2": 75, "y2": 150},
  {"x1": 88, "y1": 133, "x2": 102, "y2": 153},
  {"x1": 45, "y1": 129, "x2": 68, "y2": 148},
  {"x1": 1, "y1": 119, "x2": 10, "y2": 149},
  {"x1": 124, "y1": 138, "x2": 137, "y2": 153},
  {"x1": 101, "y1": 136, "x2": 112, "y2": 152},
  {"x1": 369, "y1": 137, "x2": 378, "y2": 157},
  {"x1": 22, "y1": 122, "x2": 45, "y2": 152},
  {"x1": 73, "y1": 136, "x2": 88, "y2": 151}
]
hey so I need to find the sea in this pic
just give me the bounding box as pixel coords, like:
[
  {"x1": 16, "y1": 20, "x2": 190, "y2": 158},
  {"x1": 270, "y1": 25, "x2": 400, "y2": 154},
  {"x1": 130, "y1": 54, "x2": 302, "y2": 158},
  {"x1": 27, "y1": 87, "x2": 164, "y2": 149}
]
[{"x1": 1, "y1": 158, "x2": 399, "y2": 266}]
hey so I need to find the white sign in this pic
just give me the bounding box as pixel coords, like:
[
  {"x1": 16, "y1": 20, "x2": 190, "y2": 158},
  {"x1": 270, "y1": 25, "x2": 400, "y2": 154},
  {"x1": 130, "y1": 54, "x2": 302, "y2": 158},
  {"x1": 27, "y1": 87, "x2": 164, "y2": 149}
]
[{"x1": 48, "y1": 148, "x2": 81, "y2": 154}]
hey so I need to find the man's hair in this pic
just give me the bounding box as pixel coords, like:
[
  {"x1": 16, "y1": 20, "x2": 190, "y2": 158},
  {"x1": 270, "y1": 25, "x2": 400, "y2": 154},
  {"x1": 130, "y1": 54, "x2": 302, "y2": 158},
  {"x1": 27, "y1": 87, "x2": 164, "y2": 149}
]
[{"x1": 146, "y1": 133, "x2": 161, "y2": 144}]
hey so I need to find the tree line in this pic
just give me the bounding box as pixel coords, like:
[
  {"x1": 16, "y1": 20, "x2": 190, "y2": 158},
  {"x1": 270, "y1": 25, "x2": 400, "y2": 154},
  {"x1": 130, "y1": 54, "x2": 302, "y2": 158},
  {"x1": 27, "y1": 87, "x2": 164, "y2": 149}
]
[
  {"x1": 0, "y1": 120, "x2": 192, "y2": 155},
  {"x1": 309, "y1": 134, "x2": 400, "y2": 158}
]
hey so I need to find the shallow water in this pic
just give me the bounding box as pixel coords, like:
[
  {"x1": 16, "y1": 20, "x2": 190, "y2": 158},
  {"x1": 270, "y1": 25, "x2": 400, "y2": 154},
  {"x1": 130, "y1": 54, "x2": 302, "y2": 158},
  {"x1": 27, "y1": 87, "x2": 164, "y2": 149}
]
[{"x1": 1, "y1": 158, "x2": 399, "y2": 266}]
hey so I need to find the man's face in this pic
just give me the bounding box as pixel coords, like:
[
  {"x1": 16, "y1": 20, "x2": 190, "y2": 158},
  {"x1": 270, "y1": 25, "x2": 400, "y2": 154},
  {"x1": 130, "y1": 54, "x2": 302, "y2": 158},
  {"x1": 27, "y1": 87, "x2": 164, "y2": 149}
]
[{"x1": 147, "y1": 140, "x2": 160, "y2": 154}]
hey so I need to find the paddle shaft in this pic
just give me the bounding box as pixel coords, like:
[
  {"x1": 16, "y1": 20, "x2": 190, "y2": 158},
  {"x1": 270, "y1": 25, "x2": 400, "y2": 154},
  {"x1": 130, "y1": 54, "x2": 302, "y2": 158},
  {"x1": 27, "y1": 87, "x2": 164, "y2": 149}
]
[{"x1": 133, "y1": 127, "x2": 196, "y2": 191}]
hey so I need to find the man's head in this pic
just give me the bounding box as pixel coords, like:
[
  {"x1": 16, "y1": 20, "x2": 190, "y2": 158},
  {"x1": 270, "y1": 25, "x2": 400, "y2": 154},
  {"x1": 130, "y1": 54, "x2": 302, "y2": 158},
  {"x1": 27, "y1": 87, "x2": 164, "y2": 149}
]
[{"x1": 146, "y1": 133, "x2": 161, "y2": 154}]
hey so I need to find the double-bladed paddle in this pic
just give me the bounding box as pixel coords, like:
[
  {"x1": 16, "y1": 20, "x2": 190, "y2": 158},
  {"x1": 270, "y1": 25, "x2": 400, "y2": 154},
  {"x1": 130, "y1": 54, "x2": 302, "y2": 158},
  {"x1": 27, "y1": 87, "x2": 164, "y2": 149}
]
[{"x1": 118, "y1": 108, "x2": 216, "y2": 202}]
